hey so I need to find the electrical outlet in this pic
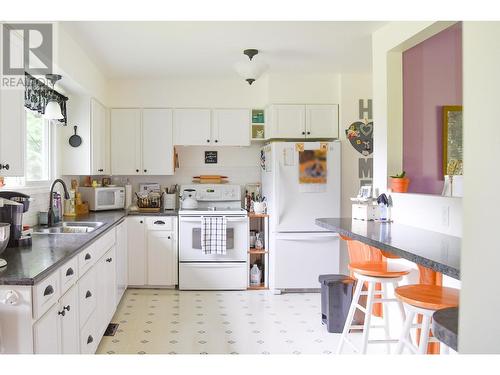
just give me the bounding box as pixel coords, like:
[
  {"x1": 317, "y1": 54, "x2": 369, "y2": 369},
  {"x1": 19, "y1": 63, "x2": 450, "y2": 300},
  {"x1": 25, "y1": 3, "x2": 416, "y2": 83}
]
[{"x1": 441, "y1": 206, "x2": 450, "y2": 227}]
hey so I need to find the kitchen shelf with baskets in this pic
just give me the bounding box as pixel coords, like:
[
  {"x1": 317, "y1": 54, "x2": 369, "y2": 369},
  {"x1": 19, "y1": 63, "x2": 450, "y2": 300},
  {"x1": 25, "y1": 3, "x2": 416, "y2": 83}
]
[{"x1": 247, "y1": 211, "x2": 269, "y2": 290}]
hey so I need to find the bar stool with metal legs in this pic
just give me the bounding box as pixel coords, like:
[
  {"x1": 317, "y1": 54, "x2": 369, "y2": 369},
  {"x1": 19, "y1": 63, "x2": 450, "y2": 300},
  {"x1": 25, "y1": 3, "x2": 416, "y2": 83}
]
[
  {"x1": 394, "y1": 284, "x2": 459, "y2": 354},
  {"x1": 337, "y1": 261, "x2": 411, "y2": 354}
]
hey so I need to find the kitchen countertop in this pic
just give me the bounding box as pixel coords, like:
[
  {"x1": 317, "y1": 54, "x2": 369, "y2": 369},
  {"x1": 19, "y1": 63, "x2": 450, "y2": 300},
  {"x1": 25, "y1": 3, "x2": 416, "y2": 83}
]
[
  {"x1": 126, "y1": 209, "x2": 178, "y2": 216},
  {"x1": 0, "y1": 209, "x2": 179, "y2": 286},
  {"x1": 432, "y1": 307, "x2": 458, "y2": 351},
  {"x1": 315, "y1": 218, "x2": 461, "y2": 279}
]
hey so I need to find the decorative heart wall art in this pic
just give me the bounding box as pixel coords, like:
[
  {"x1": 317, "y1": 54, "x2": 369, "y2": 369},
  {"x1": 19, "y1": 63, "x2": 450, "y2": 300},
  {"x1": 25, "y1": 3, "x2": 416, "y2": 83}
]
[{"x1": 346, "y1": 120, "x2": 373, "y2": 156}]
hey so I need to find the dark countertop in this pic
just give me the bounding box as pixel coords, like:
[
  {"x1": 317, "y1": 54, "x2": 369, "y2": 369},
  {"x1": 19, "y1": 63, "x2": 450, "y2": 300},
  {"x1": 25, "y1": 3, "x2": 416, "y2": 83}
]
[
  {"x1": 432, "y1": 307, "x2": 458, "y2": 351},
  {"x1": 315, "y1": 218, "x2": 461, "y2": 279},
  {"x1": 126, "y1": 209, "x2": 178, "y2": 216}
]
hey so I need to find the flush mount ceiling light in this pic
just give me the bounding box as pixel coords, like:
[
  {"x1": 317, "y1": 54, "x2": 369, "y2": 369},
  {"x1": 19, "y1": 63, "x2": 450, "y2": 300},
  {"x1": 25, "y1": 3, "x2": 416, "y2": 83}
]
[
  {"x1": 43, "y1": 74, "x2": 64, "y2": 120},
  {"x1": 234, "y1": 49, "x2": 268, "y2": 85}
]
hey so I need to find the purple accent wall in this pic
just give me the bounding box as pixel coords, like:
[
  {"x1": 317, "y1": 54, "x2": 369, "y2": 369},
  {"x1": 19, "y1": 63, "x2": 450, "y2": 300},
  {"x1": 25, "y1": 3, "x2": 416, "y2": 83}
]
[{"x1": 403, "y1": 23, "x2": 462, "y2": 195}]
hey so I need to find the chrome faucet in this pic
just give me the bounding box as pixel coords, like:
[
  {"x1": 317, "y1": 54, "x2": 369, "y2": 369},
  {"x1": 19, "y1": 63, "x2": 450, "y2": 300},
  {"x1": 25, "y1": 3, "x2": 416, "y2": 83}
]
[{"x1": 47, "y1": 179, "x2": 70, "y2": 227}]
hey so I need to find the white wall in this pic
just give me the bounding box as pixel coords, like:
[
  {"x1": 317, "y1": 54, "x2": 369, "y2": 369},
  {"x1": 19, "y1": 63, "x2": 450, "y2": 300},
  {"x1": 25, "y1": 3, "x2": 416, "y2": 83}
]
[
  {"x1": 371, "y1": 21, "x2": 456, "y2": 191},
  {"x1": 459, "y1": 21, "x2": 500, "y2": 354},
  {"x1": 53, "y1": 23, "x2": 109, "y2": 105},
  {"x1": 267, "y1": 73, "x2": 341, "y2": 103},
  {"x1": 108, "y1": 77, "x2": 268, "y2": 108},
  {"x1": 371, "y1": 22, "x2": 464, "y2": 233}
]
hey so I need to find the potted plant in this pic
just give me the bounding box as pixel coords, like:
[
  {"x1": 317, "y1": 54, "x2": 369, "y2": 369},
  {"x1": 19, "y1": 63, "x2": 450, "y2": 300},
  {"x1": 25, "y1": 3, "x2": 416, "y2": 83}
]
[{"x1": 389, "y1": 171, "x2": 410, "y2": 193}]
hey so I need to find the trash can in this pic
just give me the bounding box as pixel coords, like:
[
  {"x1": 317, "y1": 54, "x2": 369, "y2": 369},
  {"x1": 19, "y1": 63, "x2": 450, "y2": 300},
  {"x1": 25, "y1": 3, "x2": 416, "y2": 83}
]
[{"x1": 319, "y1": 274, "x2": 356, "y2": 333}]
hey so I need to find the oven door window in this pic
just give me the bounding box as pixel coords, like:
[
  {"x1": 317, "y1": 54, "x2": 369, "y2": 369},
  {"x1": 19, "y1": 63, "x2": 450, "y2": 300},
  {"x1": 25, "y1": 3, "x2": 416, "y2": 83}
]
[{"x1": 192, "y1": 228, "x2": 234, "y2": 249}]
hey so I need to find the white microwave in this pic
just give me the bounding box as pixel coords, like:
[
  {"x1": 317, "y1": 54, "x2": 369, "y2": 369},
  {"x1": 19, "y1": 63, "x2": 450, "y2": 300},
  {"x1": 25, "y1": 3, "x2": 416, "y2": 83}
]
[{"x1": 79, "y1": 187, "x2": 125, "y2": 211}]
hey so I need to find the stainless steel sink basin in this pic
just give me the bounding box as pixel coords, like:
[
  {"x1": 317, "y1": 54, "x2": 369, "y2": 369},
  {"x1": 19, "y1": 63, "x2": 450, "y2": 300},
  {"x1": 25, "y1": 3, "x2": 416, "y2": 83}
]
[{"x1": 33, "y1": 221, "x2": 105, "y2": 235}]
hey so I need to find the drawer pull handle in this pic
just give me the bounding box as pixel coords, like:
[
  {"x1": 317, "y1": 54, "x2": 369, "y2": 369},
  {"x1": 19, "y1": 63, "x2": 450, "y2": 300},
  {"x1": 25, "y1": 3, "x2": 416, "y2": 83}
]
[
  {"x1": 85, "y1": 290, "x2": 92, "y2": 299},
  {"x1": 65, "y1": 267, "x2": 74, "y2": 277},
  {"x1": 85, "y1": 253, "x2": 91, "y2": 261},
  {"x1": 63, "y1": 305, "x2": 71, "y2": 312},
  {"x1": 106, "y1": 258, "x2": 112, "y2": 262},
  {"x1": 58, "y1": 309, "x2": 66, "y2": 316},
  {"x1": 87, "y1": 335, "x2": 94, "y2": 344},
  {"x1": 154, "y1": 220, "x2": 165, "y2": 225},
  {"x1": 43, "y1": 285, "x2": 54, "y2": 296}
]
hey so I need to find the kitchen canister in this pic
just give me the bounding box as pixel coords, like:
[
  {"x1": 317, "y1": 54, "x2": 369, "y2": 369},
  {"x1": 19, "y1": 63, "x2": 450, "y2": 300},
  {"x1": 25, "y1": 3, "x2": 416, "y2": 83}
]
[{"x1": 253, "y1": 201, "x2": 266, "y2": 214}]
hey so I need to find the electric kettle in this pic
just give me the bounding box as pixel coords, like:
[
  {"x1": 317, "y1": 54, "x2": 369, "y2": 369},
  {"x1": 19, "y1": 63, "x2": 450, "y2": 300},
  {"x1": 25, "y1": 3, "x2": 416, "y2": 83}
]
[{"x1": 180, "y1": 189, "x2": 198, "y2": 209}]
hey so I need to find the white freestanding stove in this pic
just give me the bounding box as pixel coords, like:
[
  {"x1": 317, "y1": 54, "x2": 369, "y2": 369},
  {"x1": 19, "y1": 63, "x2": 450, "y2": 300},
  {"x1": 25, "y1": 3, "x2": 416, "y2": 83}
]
[{"x1": 178, "y1": 184, "x2": 249, "y2": 290}]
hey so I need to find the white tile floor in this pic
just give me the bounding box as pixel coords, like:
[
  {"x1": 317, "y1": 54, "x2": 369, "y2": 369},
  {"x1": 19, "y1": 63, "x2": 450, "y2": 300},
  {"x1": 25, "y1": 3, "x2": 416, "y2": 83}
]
[{"x1": 97, "y1": 288, "x2": 389, "y2": 355}]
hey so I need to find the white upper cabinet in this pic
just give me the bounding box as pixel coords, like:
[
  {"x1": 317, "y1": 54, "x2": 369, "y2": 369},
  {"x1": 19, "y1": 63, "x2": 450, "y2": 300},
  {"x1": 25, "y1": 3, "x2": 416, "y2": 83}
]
[
  {"x1": 111, "y1": 108, "x2": 175, "y2": 175},
  {"x1": 142, "y1": 108, "x2": 174, "y2": 175},
  {"x1": 90, "y1": 98, "x2": 109, "y2": 175},
  {"x1": 110, "y1": 108, "x2": 142, "y2": 175},
  {"x1": 212, "y1": 109, "x2": 250, "y2": 146},
  {"x1": 173, "y1": 109, "x2": 211, "y2": 146},
  {"x1": 268, "y1": 104, "x2": 338, "y2": 139},
  {"x1": 0, "y1": 27, "x2": 25, "y2": 176},
  {"x1": 305, "y1": 104, "x2": 339, "y2": 139},
  {"x1": 269, "y1": 105, "x2": 306, "y2": 139}
]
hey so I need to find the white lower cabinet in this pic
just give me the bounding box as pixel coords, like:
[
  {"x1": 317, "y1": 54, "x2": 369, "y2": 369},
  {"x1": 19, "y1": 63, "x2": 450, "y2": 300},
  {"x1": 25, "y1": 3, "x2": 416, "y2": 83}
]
[
  {"x1": 115, "y1": 220, "x2": 128, "y2": 306},
  {"x1": 128, "y1": 216, "x2": 177, "y2": 287},
  {"x1": 25, "y1": 225, "x2": 126, "y2": 354},
  {"x1": 33, "y1": 303, "x2": 60, "y2": 354},
  {"x1": 147, "y1": 230, "x2": 176, "y2": 286},
  {"x1": 59, "y1": 285, "x2": 80, "y2": 354},
  {"x1": 33, "y1": 285, "x2": 80, "y2": 354},
  {"x1": 96, "y1": 246, "x2": 117, "y2": 336}
]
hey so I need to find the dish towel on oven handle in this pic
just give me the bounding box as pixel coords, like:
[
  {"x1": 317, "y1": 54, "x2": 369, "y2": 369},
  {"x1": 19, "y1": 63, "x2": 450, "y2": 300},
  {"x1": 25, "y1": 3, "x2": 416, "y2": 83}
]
[{"x1": 201, "y1": 216, "x2": 227, "y2": 255}]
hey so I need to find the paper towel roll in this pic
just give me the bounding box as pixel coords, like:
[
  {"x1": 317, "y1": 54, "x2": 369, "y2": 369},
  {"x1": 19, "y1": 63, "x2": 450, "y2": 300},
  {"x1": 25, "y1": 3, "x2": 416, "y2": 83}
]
[{"x1": 125, "y1": 183, "x2": 132, "y2": 209}]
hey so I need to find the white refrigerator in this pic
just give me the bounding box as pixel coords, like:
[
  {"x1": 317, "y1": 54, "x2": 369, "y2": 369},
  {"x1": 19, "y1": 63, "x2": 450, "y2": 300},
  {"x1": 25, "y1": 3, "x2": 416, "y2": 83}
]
[{"x1": 261, "y1": 141, "x2": 341, "y2": 291}]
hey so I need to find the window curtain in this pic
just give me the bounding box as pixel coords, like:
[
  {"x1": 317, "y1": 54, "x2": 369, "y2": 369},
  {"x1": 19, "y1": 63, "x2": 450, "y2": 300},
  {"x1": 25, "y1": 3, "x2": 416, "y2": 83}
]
[{"x1": 24, "y1": 73, "x2": 68, "y2": 125}]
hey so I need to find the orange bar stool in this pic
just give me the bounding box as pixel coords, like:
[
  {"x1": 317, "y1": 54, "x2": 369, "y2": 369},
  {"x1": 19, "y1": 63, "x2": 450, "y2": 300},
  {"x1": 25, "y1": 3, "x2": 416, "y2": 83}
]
[
  {"x1": 337, "y1": 261, "x2": 411, "y2": 354},
  {"x1": 394, "y1": 285, "x2": 459, "y2": 354}
]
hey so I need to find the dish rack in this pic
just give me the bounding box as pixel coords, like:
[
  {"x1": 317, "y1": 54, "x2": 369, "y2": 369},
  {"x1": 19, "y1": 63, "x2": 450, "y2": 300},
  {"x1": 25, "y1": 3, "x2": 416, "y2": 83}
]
[{"x1": 136, "y1": 192, "x2": 162, "y2": 213}]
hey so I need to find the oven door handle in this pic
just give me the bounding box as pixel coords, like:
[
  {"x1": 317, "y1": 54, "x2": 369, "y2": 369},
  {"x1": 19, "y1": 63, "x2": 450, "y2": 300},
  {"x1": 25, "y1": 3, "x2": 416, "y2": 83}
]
[{"x1": 180, "y1": 216, "x2": 248, "y2": 223}]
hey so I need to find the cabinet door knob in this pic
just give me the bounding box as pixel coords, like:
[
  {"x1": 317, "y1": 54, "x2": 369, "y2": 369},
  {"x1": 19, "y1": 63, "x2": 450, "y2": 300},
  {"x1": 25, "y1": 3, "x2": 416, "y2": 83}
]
[
  {"x1": 306, "y1": 131, "x2": 311, "y2": 135},
  {"x1": 214, "y1": 140, "x2": 218, "y2": 143},
  {"x1": 168, "y1": 236, "x2": 171, "y2": 240},
  {"x1": 140, "y1": 220, "x2": 143, "y2": 224},
  {"x1": 43, "y1": 285, "x2": 54, "y2": 296},
  {"x1": 85, "y1": 290, "x2": 92, "y2": 299},
  {"x1": 106, "y1": 257, "x2": 112, "y2": 263},
  {"x1": 136, "y1": 169, "x2": 139, "y2": 173},
  {"x1": 144, "y1": 169, "x2": 147, "y2": 173},
  {"x1": 0, "y1": 163, "x2": 9, "y2": 170},
  {"x1": 58, "y1": 309, "x2": 66, "y2": 316},
  {"x1": 66, "y1": 267, "x2": 74, "y2": 277},
  {"x1": 87, "y1": 335, "x2": 94, "y2": 344},
  {"x1": 206, "y1": 139, "x2": 210, "y2": 143},
  {"x1": 301, "y1": 131, "x2": 305, "y2": 135},
  {"x1": 63, "y1": 305, "x2": 71, "y2": 312},
  {"x1": 85, "y1": 253, "x2": 91, "y2": 261}
]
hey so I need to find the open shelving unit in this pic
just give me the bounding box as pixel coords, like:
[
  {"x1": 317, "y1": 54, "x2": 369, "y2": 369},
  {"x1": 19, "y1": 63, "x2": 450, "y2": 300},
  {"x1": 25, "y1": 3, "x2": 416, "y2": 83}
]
[
  {"x1": 247, "y1": 212, "x2": 269, "y2": 290},
  {"x1": 251, "y1": 109, "x2": 266, "y2": 142}
]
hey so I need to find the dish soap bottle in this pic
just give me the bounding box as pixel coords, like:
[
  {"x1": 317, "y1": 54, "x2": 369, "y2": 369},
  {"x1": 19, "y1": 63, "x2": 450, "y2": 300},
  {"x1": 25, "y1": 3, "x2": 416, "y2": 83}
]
[{"x1": 250, "y1": 264, "x2": 262, "y2": 286}]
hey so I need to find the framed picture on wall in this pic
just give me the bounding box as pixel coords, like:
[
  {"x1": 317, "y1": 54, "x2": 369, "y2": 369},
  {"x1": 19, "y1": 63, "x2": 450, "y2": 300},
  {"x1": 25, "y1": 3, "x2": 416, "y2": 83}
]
[{"x1": 442, "y1": 105, "x2": 463, "y2": 176}]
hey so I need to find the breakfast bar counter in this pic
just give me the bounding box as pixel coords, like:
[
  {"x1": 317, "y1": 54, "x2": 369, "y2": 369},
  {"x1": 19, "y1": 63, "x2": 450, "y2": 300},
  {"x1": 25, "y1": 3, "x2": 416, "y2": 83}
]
[{"x1": 315, "y1": 218, "x2": 461, "y2": 279}]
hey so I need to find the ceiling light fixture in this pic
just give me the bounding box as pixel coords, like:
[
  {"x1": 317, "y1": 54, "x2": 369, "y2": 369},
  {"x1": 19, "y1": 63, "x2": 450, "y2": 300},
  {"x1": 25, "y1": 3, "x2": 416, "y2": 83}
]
[
  {"x1": 43, "y1": 74, "x2": 64, "y2": 120},
  {"x1": 234, "y1": 49, "x2": 268, "y2": 85}
]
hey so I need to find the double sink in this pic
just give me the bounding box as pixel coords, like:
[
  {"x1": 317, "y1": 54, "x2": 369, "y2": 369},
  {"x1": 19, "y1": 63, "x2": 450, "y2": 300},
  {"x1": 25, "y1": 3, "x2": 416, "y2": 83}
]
[{"x1": 33, "y1": 221, "x2": 105, "y2": 235}]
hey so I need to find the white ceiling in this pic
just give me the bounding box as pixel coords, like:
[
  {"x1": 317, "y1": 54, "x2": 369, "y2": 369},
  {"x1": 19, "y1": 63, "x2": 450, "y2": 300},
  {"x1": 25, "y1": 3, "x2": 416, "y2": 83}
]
[{"x1": 62, "y1": 21, "x2": 386, "y2": 79}]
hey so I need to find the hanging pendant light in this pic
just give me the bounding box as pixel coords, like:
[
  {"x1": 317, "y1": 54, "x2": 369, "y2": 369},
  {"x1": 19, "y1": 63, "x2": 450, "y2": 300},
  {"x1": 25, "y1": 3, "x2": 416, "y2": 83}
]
[
  {"x1": 234, "y1": 49, "x2": 268, "y2": 85},
  {"x1": 43, "y1": 74, "x2": 64, "y2": 120}
]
